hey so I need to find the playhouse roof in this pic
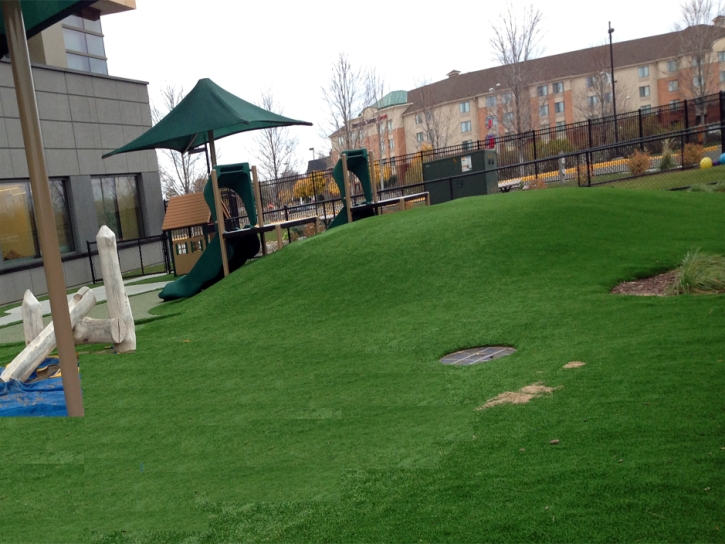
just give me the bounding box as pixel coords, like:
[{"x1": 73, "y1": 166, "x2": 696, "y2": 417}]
[{"x1": 162, "y1": 192, "x2": 212, "y2": 231}]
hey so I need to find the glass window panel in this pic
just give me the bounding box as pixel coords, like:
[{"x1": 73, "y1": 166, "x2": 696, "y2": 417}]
[
  {"x1": 83, "y1": 16, "x2": 102, "y2": 33},
  {"x1": 66, "y1": 53, "x2": 90, "y2": 72},
  {"x1": 63, "y1": 14, "x2": 84, "y2": 29},
  {"x1": 49, "y1": 180, "x2": 75, "y2": 253},
  {"x1": 93, "y1": 177, "x2": 120, "y2": 239},
  {"x1": 116, "y1": 176, "x2": 144, "y2": 240},
  {"x1": 89, "y1": 57, "x2": 108, "y2": 75},
  {"x1": 63, "y1": 28, "x2": 87, "y2": 53},
  {"x1": 86, "y1": 34, "x2": 105, "y2": 57},
  {"x1": 0, "y1": 182, "x2": 39, "y2": 261}
]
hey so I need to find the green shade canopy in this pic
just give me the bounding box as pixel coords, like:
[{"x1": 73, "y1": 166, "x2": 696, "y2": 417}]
[
  {"x1": 103, "y1": 78, "x2": 313, "y2": 158},
  {"x1": 0, "y1": 1, "x2": 94, "y2": 57}
]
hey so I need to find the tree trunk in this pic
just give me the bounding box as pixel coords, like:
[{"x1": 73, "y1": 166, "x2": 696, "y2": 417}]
[
  {"x1": 96, "y1": 226, "x2": 136, "y2": 352},
  {"x1": 1, "y1": 287, "x2": 96, "y2": 383},
  {"x1": 73, "y1": 317, "x2": 127, "y2": 345}
]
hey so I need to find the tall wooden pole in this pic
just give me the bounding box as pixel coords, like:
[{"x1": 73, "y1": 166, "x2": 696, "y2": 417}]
[
  {"x1": 251, "y1": 165, "x2": 267, "y2": 256},
  {"x1": 207, "y1": 130, "x2": 229, "y2": 277},
  {"x1": 368, "y1": 151, "x2": 378, "y2": 204},
  {"x1": 2, "y1": 0, "x2": 83, "y2": 416}
]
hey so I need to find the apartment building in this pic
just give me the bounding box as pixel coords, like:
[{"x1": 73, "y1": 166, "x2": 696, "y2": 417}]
[
  {"x1": 331, "y1": 23, "x2": 725, "y2": 161},
  {"x1": 0, "y1": 0, "x2": 162, "y2": 304}
]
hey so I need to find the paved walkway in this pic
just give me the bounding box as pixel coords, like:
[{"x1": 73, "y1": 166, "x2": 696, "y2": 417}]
[{"x1": 0, "y1": 279, "x2": 170, "y2": 328}]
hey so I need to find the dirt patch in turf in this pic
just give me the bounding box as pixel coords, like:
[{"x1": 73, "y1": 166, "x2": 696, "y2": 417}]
[
  {"x1": 563, "y1": 361, "x2": 585, "y2": 369},
  {"x1": 475, "y1": 382, "x2": 559, "y2": 411},
  {"x1": 611, "y1": 271, "x2": 677, "y2": 296}
]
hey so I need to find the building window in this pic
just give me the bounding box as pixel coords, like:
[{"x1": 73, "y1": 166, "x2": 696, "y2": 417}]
[
  {"x1": 720, "y1": 71, "x2": 725, "y2": 82},
  {"x1": 668, "y1": 60, "x2": 678, "y2": 72},
  {"x1": 386, "y1": 120, "x2": 393, "y2": 131},
  {"x1": 176, "y1": 243, "x2": 188, "y2": 255},
  {"x1": 638, "y1": 66, "x2": 649, "y2": 78},
  {"x1": 503, "y1": 111, "x2": 514, "y2": 124},
  {"x1": 719, "y1": 51, "x2": 725, "y2": 63},
  {"x1": 555, "y1": 121, "x2": 565, "y2": 131},
  {"x1": 0, "y1": 179, "x2": 74, "y2": 263},
  {"x1": 485, "y1": 115, "x2": 497, "y2": 129},
  {"x1": 92, "y1": 176, "x2": 144, "y2": 241},
  {"x1": 554, "y1": 101, "x2": 564, "y2": 113},
  {"x1": 668, "y1": 80, "x2": 679, "y2": 92},
  {"x1": 415, "y1": 114, "x2": 423, "y2": 125},
  {"x1": 539, "y1": 104, "x2": 549, "y2": 117},
  {"x1": 459, "y1": 101, "x2": 470, "y2": 113},
  {"x1": 462, "y1": 140, "x2": 473, "y2": 150},
  {"x1": 388, "y1": 138, "x2": 394, "y2": 150},
  {"x1": 585, "y1": 76, "x2": 596, "y2": 88},
  {"x1": 416, "y1": 132, "x2": 424, "y2": 142},
  {"x1": 62, "y1": 9, "x2": 108, "y2": 75},
  {"x1": 358, "y1": 130, "x2": 364, "y2": 142},
  {"x1": 337, "y1": 136, "x2": 344, "y2": 146},
  {"x1": 639, "y1": 85, "x2": 650, "y2": 97},
  {"x1": 190, "y1": 226, "x2": 204, "y2": 237},
  {"x1": 501, "y1": 92, "x2": 512, "y2": 104},
  {"x1": 603, "y1": 93, "x2": 612, "y2": 103},
  {"x1": 191, "y1": 240, "x2": 203, "y2": 252},
  {"x1": 485, "y1": 95, "x2": 496, "y2": 108},
  {"x1": 379, "y1": 140, "x2": 385, "y2": 152},
  {"x1": 587, "y1": 96, "x2": 598, "y2": 107},
  {"x1": 641, "y1": 105, "x2": 652, "y2": 113},
  {"x1": 693, "y1": 75, "x2": 704, "y2": 89},
  {"x1": 552, "y1": 82, "x2": 564, "y2": 94},
  {"x1": 536, "y1": 85, "x2": 548, "y2": 97},
  {"x1": 670, "y1": 99, "x2": 680, "y2": 108},
  {"x1": 461, "y1": 121, "x2": 471, "y2": 133}
]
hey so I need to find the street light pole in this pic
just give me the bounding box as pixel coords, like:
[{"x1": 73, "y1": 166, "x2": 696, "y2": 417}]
[{"x1": 608, "y1": 21, "x2": 618, "y2": 143}]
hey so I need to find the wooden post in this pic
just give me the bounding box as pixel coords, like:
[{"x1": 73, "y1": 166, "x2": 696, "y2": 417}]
[
  {"x1": 1, "y1": 0, "x2": 84, "y2": 415},
  {"x1": 73, "y1": 317, "x2": 127, "y2": 345},
  {"x1": 341, "y1": 153, "x2": 353, "y2": 224},
  {"x1": 313, "y1": 216, "x2": 319, "y2": 235},
  {"x1": 207, "y1": 131, "x2": 229, "y2": 277},
  {"x1": 96, "y1": 226, "x2": 136, "y2": 353},
  {"x1": 21, "y1": 290, "x2": 43, "y2": 345},
  {"x1": 1, "y1": 287, "x2": 96, "y2": 383},
  {"x1": 398, "y1": 197, "x2": 406, "y2": 212},
  {"x1": 425, "y1": 192, "x2": 431, "y2": 206},
  {"x1": 210, "y1": 169, "x2": 230, "y2": 277},
  {"x1": 368, "y1": 151, "x2": 378, "y2": 204},
  {"x1": 275, "y1": 223, "x2": 283, "y2": 251},
  {"x1": 252, "y1": 165, "x2": 267, "y2": 256}
]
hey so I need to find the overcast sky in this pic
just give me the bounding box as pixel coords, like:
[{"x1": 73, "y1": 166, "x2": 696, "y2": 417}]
[{"x1": 103, "y1": 0, "x2": 688, "y2": 172}]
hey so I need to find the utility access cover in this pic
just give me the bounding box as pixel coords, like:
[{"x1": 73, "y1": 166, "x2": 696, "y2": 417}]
[{"x1": 440, "y1": 346, "x2": 516, "y2": 366}]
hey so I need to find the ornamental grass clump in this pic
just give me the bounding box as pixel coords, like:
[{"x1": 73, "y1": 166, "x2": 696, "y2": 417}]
[
  {"x1": 668, "y1": 249, "x2": 725, "y2": 294},
  {"x1": 627, "y1": 150, "x2": 651, "y2": 176}
]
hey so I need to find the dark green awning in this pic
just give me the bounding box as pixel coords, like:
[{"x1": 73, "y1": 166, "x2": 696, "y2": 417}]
[
  {"x1": 0, "y1": 1, "x2": 95, "y2": 57},
  {"x1": 103, "y1": 78, "x2": 312, "y2": 158}
]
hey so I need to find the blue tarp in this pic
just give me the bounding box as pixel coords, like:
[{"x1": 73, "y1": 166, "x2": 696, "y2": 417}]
[{"x1": 0, "y1": 359, "x2": 70, "y2": 417}]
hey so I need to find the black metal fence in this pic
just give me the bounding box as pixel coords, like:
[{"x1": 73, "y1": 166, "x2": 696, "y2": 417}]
[{"x1": 87, "y1": 234, "x2": 172, "y2": 284}]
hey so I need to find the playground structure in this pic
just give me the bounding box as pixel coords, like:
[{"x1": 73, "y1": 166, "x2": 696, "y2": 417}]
[{"x1": 0, "y1": 226, "x2": 136, "y2": 412}]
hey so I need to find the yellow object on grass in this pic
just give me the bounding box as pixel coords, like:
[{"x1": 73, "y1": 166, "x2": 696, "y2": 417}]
[{"x1": 700, "y1": 157, "x2": 713, "y2": 169}]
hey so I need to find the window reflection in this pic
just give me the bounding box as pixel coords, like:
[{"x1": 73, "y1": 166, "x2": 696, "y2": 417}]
[{"x1": 92, "y1": 176, "x2": 144, "y2": 241}]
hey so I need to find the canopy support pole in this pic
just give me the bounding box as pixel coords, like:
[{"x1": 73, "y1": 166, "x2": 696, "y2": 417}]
[
  {"x1": 207, "y1": 130, "x2": 229, "y2": 277},
  {"x1": 341, "y1": 153, "x2": 353, "y2": 224},
  {"x1": 1, "y1": 0, "x2": 84, "y2": 416},
  {"x1": 251, "y1": 166, "x2": 267, "y2": 256}
]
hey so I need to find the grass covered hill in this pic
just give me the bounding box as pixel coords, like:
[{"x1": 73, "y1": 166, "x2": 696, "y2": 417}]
[{"x1": 1, "y1": 188, "x2": 724, "y2": 543}]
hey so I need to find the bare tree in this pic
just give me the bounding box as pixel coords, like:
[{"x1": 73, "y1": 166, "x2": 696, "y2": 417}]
[
  {"x1": 151, "y1": 85, "x2": 208, "y2": 199},
  {"x1": 322, "y1": 53, "x2": 366, "y2": 155},
  {"x1": 252, "y1": 90, "x2": 300, "y2": 181},
  {"x1": 489, "y1": 3, "x2": 544, "y2": 134},
  {"x1": 409, "y1": 79, "x2": 454, "y2": 151},
  {"x1": 574, "y1": 44, "x2": 632, "y2": 120},
  {"x1": 363, "y1": 67, "x2": 390, "y2": 161},
  {"x1": 675, "y1": 0, "x2": 724, "y2": 120}
]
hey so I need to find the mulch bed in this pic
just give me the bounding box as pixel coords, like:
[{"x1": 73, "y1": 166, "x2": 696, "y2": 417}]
[{"x1": 611, "y1": 271, "x2": 677, "y2": 296}]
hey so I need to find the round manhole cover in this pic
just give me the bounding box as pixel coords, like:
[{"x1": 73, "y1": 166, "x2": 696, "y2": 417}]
[{"x1": 440, "y1": 346, "x2": 516, "y2": 366}]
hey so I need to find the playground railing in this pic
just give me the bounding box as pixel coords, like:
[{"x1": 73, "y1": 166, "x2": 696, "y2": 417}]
[{"x1": 87, "y1": 233, "x2": 172, "y2": 284}]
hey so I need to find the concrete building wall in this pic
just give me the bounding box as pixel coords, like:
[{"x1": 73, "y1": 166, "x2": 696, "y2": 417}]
[{"x1": 0, "y1": 60, "x2": 161, "y2": 305}]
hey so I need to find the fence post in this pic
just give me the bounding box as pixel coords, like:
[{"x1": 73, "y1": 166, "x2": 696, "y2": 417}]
[
  {"x1": 586, "y1": 152, "x2": 592, "y2": 187},
  {"x1": 638, "y1": 108, "x2": 644, "y2": 151},
  {"x1": 587, "y1": 118, "x2": 593, "y2": 148},
  {"x1": 137, "y1": 238, "x2": 144, "y2": 276},
  {"x1": 449, "y1": 177, "x2": 454, "y2": 201},
  {"x1": 684, "y1": 98, "x2": 689, "y2": 143},
  {"x1": 680, "y1": 133, "x2": 685, "y2": 170},
  {"x1": 87, "y1": 240, "x2": 96, "y2": 284},
  {"x1": 284, "y1": 205, "x2": 291, "y2": 243},
  {"x1": 162, "y1": 233, "x2": 170, "y2": 274},
  {"x1": 719, "y1": 90, "x2": 725, "y2": 153},
  {"x1": 532, "y1": 130, "x2": 538, "y2": 179}
]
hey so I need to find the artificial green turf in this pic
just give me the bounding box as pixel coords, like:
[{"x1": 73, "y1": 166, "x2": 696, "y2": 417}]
[{"x1": 0, "y1": 188, "x2": 723, "y2": 543}]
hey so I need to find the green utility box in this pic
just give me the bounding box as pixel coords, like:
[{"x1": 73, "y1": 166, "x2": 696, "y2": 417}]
[{"x1": 422, "y1": 149, "x2": 498, "y2": 205}]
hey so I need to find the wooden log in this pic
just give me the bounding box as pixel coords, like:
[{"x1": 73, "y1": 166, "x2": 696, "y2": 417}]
[
  {"x1": 21, "y1": 289, "x2": 43, "y2": 345},
  {"x1": 96, "y1": 226, "x2": 136, "y2": 353},
  {"x1": 275, "y1": 223, "x2": 283, "y2": 251},
  {"x1": 73, "y1": 317, "x2": 127, "y2": 345},
  {"x1": 1, "y1": 287, "x2": 96, "y2": 383}
]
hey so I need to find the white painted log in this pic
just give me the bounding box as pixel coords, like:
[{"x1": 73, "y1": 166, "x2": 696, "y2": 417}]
[
  {"x1": 21, "y1": 290, "x2": 43, "y2": 345},
  {"x1": 1, "y1": 287, "x2": 96, "y2": 383},
  {"x1": 96, "y1": 226, "x2": 136, "y2": 353},
  {"x1": 73, "y1": 317, "x2": 127, "y2": 345}
]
